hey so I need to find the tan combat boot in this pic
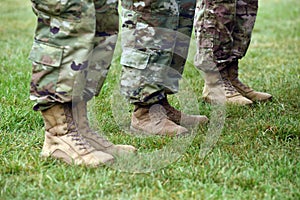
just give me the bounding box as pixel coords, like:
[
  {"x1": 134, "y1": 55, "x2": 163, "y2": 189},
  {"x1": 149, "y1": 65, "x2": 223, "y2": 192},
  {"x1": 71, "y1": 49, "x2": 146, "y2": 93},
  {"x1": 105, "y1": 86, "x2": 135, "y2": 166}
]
[
  {"x1": 130, "y1": 103, "x2": 189, "y2": 137},
  {"x1": 227, "y1": 60, "x2": 272, "y2": 102},
  {"x1": 160, "y1": 97, "x2": 209, "y2": 127},
  {"x1": 202, "y1": 70, "x2": 253, "y2": 105},
  {"x1": 40, "y1": 103, "x2": 114, "y2": 167},
  {"x1": 72, "y1": 101, "x2": 136, "y2": 156}
]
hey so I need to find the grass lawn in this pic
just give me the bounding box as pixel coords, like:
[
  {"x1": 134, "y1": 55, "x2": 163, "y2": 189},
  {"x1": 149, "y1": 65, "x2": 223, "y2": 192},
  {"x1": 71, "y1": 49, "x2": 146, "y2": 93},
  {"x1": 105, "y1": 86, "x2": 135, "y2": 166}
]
[{"x1": 0, "y1": 0, "x2": 299, "y2": 199}]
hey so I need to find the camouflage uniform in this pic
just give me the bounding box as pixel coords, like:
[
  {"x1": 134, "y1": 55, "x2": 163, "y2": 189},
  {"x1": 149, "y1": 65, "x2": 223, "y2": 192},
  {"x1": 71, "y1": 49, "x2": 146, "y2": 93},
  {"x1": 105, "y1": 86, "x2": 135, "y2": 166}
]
[
  {"x1": 193, "y1": 0, "x2": 271, "y2": 104},
  {"x1": 29, "y1": 0, "x2": 120, "y2": 110},
  {"x1": 29, "y1": 1, "x2": 137, "y2": 166},
  {"x1": 194, "y1": 0, "x2": 258, "y2": 72},
  {"x1": 119, "y1": 0, "x2": 196, "y2": 105}
]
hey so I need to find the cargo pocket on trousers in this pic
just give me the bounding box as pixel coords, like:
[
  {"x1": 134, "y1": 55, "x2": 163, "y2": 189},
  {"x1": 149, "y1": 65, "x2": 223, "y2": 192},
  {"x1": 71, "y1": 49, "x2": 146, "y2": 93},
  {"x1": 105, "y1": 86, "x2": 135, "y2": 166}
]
[
  {"x1": 120, "y1": 49, "x2": 150, "y2": 70},
  {"x1": 28, "y1": 41, "x2": 64, "y2": 93}
]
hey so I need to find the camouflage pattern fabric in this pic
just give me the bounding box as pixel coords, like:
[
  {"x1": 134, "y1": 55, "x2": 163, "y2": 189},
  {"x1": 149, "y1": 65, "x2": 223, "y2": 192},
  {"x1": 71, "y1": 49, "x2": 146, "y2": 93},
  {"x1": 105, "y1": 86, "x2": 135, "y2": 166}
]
[
  {"x1": 120, "y1": 0, "x2": 196, "y2": 105},
  {"x1": 29, "y1": 0, "x2": 119, "y2": 110},
  {"x1": 194, "y1": 0, "x2": 258, "y2": 72}
]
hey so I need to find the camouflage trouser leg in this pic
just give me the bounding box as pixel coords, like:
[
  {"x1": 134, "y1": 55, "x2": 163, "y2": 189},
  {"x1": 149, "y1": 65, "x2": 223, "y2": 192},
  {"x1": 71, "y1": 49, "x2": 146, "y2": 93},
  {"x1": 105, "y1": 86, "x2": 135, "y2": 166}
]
[
  {"x1": 120, "y1": 0, "x2": 196, "y2": 105},
  {"x1": 167, "y1": 0, "x2": 197, "y2": 94},
  {"x1": 194, "y1": 0, "x2": 258, "y2": 72},
  {"x1": 29, "y1": 0, "x2": 119, "y2": 110},
  {"x1": 231, "y1": 0, "x2": 258, "y2": 58},
  {"x1": 74, "y1": 0, "x2": 119, "y2": 101}
]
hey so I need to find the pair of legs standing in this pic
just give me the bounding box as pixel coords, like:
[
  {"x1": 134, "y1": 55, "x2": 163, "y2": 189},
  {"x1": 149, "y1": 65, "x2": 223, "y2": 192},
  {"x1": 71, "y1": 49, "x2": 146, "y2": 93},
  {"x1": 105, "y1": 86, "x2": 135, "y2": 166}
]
[
  {"x1": 194, "y1": 0, "x2": 272, "y2": 105},
  {"x1": 120, "y1": 0, "x2": 208, "y2": 136}
]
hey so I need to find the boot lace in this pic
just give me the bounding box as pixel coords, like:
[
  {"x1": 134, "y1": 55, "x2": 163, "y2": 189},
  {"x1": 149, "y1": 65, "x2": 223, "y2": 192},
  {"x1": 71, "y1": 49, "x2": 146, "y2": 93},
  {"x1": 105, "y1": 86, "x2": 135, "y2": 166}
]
[
  {"x1": 75, "y1": 104, "x2": 112, "y2": 148},
  {"x1": 223, "y1": 78, "x2": 238, "y2": 95},
  {"x1": 220, "y1": 70, "x2": 239, "y2": 95},
  {"x1": 65, "y1": 108, "x2": 93, "y2": 151}
]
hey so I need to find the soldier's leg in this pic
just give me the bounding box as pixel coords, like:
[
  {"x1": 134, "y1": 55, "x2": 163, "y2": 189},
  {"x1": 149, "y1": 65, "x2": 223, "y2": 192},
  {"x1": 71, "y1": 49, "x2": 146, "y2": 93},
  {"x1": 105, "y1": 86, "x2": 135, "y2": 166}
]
[
  {"x1": 194, "y1": 0, "x2": 252, "y2": 105},
  {"x1": 79, "y1": 0, "x2": 121, "y2": 100},
  {"x1": 228, "y1": 0, "x2": 272, "y2": 101},
  {"x1": 29, "y1": 0, "x2": 114, "y2": 166},
  {"x1": 165, "y1": 0, "x2": 208, "y2": 127},
  {"x1": 120, "y1": 0, "x2": 193, "y2": 136},
  {"x1": 29, "y1": 0, "x2": 134, "y2": 166},
  {"x1": 29, "y1": 0, "x2": 96, "y2": 110},
  {"x1": 74, "y1": 0, "x2": 136, "y2": 156},
  {"x1": 170, "y1": 0, "x2": 197, "y2": 79},
  {"x1": 194, "y1": 0, "x2": 236, "y2": 72},
  {"x1": 120, "y1": 0, "x2": 180, "y2": 105}
]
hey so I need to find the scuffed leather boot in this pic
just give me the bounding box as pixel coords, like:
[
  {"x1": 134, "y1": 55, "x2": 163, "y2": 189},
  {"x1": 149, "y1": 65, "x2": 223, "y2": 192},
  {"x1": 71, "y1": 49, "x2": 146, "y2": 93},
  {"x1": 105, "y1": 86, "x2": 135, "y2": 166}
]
[
  {"x1": 202, "y1": 70, "x2": 253, "y2": 105},
  {"x1": 160, "y1": 97, "x2": 209, "y2": 127},
  {"x1": 228, "y1": 60, "x2": 272, "y2": 102},
  {"x1": 40, "y1": 103, "x2": 114, "y2": 167},
  {"x1": 130, "y1": 103, "x2": 189, "y2": 137},
  {"x1": 72, "y1": 101, "x2": 136, "y2": 156}
]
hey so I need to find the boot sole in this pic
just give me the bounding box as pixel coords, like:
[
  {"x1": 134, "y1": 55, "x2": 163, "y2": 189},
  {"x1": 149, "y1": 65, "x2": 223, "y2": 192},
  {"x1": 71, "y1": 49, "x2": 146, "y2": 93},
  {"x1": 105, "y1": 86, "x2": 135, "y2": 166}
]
[{"x1": 129, "y1": 125, "x2": 190, "y2": 138}]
